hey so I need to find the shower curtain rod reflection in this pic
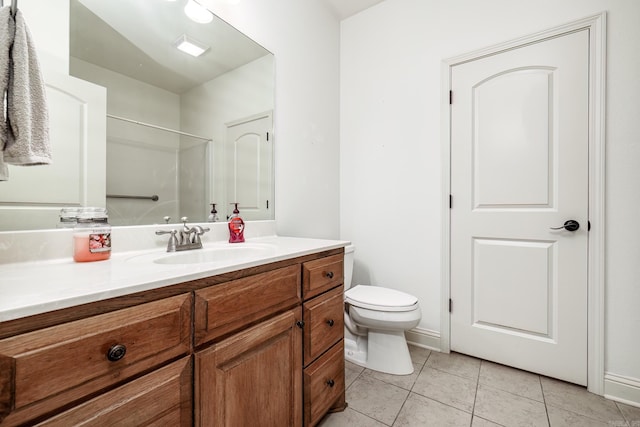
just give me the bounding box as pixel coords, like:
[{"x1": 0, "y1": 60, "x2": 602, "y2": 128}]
[
  {"x1": 107, "y1": 114, "x2": 213, "y2": 142},
  {"x1": 107, "y1": 194, "x2": 159, "y2": 202}
]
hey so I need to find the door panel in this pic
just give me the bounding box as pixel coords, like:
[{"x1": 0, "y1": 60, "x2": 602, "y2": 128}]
[
  {"x1": 474, "y1": 68, "x2": 554, "y2": 208},
  {"x1": 473, "y1": 238, "x2": 554, "y2": 336},
  {"x1": 450, "y1": 29, "x2": 589, "y2": 385},
  {"x1": 225, "y1": 113, "x2": 273, "y2": 221}
]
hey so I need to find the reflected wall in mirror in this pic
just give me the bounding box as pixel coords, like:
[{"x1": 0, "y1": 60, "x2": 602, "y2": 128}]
[{"x1": 0, "y1": 0, "x2": 275, "y2": 231}]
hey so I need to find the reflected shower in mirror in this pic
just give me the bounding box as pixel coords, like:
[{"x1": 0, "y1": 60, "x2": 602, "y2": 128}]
[
  {"x1": 70, "y1": 0, "x2": 275, "y2": 226},
  {"x1": 0, "y1": 0, "x2": 274, "y2": 231}
]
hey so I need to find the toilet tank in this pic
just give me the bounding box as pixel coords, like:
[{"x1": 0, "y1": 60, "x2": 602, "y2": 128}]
[{"x1": 344, "y1": 244, "x2": 355, "y2": 290}]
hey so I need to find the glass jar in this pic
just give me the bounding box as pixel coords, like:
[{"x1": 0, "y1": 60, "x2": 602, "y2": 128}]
[
  {"x1": 58, "y1": 207, "x2": 80, "y2": 228},
  {"x1": 73, "y1": 207, "x2": 111, "y2": 262}
]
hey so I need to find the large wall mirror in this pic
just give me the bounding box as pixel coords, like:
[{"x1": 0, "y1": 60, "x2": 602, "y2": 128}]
[{"x1": 0, "y1": 0, "x2": 274, "y2": 231}]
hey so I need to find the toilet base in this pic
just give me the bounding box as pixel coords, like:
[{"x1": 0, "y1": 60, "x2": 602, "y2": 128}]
[{"x1": 344, "y1": 328, "x2": 414, "y2": 375}]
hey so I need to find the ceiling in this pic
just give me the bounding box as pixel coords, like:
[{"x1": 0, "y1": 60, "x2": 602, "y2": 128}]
[
  {"x1": 320, "y1": 0, "x2": 386, "y2": 20},
  {"x1": 70, "y1": 0, "x2": 270, "y2": 94}
]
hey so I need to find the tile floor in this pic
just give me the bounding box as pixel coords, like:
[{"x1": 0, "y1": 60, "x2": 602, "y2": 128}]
[{"x1": 318, "y1": 346, "x2": 640, "y2": 427}]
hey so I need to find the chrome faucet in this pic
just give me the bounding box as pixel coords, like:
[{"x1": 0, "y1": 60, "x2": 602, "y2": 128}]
[{"x1": 156, "y1": 217, "x2": 210, "y2": 252}]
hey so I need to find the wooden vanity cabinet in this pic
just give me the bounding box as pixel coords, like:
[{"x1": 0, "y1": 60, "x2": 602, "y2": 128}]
[{"x1": 0, "y1": 248, "x2": 345, "y2": 426}]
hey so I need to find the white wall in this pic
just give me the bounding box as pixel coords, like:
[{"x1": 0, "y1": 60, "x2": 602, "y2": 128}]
[
  {"x1": 203, "y1": 0, "x2": 341, "y2": 239},
  {"x1": 341, "y1": 0, "x2": 640, "y2": 401},
  {"x1": 18, "y1": 0, "x2": 69, "y2": 74}
]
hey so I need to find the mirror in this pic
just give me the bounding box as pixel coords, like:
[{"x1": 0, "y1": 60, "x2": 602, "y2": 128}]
[{"x1": 0, "y1": 0, "x2": 274, "y2": 231}]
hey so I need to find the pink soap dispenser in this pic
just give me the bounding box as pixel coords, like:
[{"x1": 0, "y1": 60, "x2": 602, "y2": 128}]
[{"x1": 228, "y1": 203, "x2": 245, "y2": 243}]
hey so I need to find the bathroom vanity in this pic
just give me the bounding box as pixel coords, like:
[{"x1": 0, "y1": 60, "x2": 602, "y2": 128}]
[{"x1": 0, "y1": 234, "x2": 347, "y2": 426}]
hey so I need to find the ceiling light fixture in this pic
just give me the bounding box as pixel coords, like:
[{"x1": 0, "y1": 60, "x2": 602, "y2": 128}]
[
  {"x1": 184, "y1": 0, "x2": 214, "y2": 24},
  {"x1": 173, "y1": 35, "x2": 210, "y2": 57}
]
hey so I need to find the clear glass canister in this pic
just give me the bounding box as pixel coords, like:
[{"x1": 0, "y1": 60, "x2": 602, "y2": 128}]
[
  {"x1": 58, "y1": 207, "x2": 80, "y2": 228},
  {"x1": 73, "y1": 207, "x2": 111, "y2": 262}
]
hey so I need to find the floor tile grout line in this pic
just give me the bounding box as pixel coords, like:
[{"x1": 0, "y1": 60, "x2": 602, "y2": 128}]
[
  {"x1": 470, "y1": 360, "x2": 482, "y2": 426},
  {"x1": 422, "y1": 363, "x2": 481, "y2": 383},
  {"x1": 408, "y1": 350, "x2": 481, "y2": 417},
  {"x1": 348, "y1": 405, "x2": 394, "y2": 427},
  {"x1": 614, "y1": 401, "x2": 633, "y2": 427},
  {"x1": 390, "y1": 393, "x2": 410, "y2": 427},
  {"x1": 478, "y1": 379, "x2": 548, "y2": 404},
  {"x1": 539, "y1": 374, "x2": 552, "y2": 426},
  {"x1": 540, "y1": 375, "x2": 629, "y2": 426},
  {"x1": 391, "y1": 359, "x2": 431, "y2": 426},
  {"x1": 347, "y1": 372, "x2": 414, "y2": 426},
  {"x1": 408, "y1": 389, "x2": 475, "y2": 416},
  {"x1": 544, "y1": 401, "x2": 632, "y2": 426}
]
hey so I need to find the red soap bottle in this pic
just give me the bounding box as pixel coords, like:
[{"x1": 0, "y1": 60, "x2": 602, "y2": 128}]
[{"x1": 228, "y1": 203, "x2": 245, "y2": 243}]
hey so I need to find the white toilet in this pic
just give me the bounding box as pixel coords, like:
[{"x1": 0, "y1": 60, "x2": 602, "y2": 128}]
[{"x1": 343, "y1": 245, "x2": 421, "y2": 375}]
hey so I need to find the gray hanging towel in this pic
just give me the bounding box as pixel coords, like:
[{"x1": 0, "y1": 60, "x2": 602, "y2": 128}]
[
  {"x1": 3, "y1": 7, "x2": 51, "y2": 167},
  {"x1": 0, "y1": 6, "x2": 13, "y2": 180}
]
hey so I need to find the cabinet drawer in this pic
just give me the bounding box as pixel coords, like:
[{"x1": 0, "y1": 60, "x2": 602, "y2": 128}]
[
  {"x1": 194, "y1": 264, "x2": 301, "y2": 346},
  {"x1": 302, "y1": 254, "x2": 343, "y2": 299},
  {"x1": 0, "y1": 293, "x2": 191, "y2": 426},
  {"x1": 35, "y1": 356, "x2": 192, "y2": 427},
  {"x1": 303, "y1": 286, "x2": 344, "y2": 367},
  {"x1": 304, "y1": 341, "x2": 345, "y2": 427}
]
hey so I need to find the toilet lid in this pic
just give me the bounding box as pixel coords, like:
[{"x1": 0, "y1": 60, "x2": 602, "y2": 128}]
[{"x1": 345, "y1": 285, "x2": 418, "y2": 312}]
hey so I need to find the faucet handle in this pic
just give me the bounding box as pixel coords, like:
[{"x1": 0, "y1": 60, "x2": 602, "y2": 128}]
[
  {"x1": 155, "y1": 229, "x2": 178, "y2": 252},
  {"x1": 191, "y1": 226, "x2": 210, "y2": 244},
  {"x1": 181, "y1": 217, "x2": 190, "y2": 232}
]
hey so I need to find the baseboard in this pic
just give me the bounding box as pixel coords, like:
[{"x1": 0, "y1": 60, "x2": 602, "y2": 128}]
[
  {"x1": 604, "y1": 372, "x2": 640, "y2": 408},
  {"x1": 405, "y1": 327, "x2": 441, "y2": 352}
]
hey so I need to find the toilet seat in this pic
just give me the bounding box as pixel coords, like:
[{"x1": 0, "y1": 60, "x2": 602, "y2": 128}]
[{"x1": 345, "y1": 285, "x2": 418, "y2": 312}]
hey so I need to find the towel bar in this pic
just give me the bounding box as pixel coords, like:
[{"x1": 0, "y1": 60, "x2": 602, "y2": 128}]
[{"x1": 107, "y1": 194, "x2": 159, "y2": 202}]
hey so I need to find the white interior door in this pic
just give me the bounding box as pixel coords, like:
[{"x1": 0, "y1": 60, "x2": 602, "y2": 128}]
[
  {"x1": 450, "y1": 30, "x2": 589, "y2": 385},
  {"x1": 225, "y1": 112, "x2": 273, "y2": 221}
]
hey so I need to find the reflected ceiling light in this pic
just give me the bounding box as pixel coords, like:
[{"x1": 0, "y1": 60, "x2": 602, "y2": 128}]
[
  {"x1": 184, "y1": 0, "x2": 214, "y2": 24},
  {"x1": 173, "y1": 35, "x2": 210, "y2": 57}
]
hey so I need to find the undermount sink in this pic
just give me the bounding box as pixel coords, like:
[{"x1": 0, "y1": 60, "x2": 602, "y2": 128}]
[{"x1": 127, "y1": 243, "x2": 277, "y2": 265}]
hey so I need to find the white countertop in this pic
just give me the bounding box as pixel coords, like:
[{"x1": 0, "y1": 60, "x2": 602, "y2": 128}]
[{"x1": 0, "y1": 235, "x2": 348, "y2": 322}]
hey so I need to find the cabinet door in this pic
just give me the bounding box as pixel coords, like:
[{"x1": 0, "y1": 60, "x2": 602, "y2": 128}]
[
  {"x1": 36, "y1": 357, "x2": 192, "y2": 427},
  {"x1": 195, "y1": 307, "x2": 302, "y2": 427}
]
